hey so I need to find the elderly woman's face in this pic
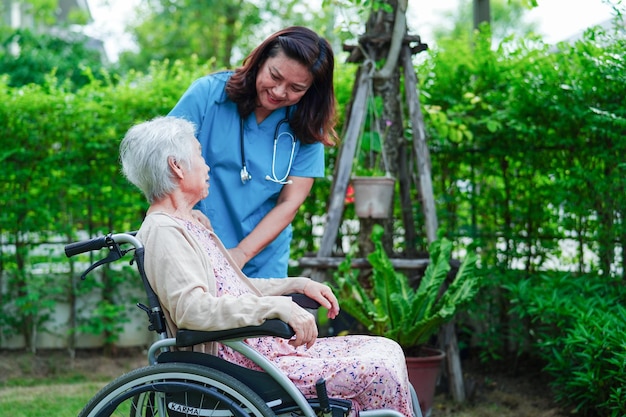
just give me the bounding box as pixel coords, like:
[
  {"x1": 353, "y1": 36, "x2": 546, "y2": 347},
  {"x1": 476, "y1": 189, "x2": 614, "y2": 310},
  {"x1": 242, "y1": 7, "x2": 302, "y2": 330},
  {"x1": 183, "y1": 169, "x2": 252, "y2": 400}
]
[
  {"x1": 182, "y1": 140, "x2": 210, "y2": 201},
  {"x1": 255, "y1": 50, "x2": 313, "y2": 115}
]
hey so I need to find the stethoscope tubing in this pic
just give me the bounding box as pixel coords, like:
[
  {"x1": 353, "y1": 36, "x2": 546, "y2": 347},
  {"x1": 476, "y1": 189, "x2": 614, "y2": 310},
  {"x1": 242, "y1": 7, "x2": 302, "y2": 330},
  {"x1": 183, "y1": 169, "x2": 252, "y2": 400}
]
[
  {"x1": 239, "y1": 107, "x2": 296, "y2": 185},
  {"x1": 268, "y1": 125, "x2": 296, "y2": 184}
]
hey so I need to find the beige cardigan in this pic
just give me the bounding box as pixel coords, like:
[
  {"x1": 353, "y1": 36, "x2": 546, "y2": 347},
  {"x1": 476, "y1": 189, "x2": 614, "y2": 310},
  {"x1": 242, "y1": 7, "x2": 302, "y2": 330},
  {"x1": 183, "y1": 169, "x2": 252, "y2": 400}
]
[{"x1": 137, "y1": 212, "x2": 309, "y2": 354}]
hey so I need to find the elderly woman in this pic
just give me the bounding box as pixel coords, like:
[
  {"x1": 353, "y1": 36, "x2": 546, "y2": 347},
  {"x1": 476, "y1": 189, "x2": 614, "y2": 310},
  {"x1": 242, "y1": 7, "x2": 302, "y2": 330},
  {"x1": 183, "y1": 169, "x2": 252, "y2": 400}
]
[{"x1": 119, "y1": 116, "x2": 415, "y2": 416}]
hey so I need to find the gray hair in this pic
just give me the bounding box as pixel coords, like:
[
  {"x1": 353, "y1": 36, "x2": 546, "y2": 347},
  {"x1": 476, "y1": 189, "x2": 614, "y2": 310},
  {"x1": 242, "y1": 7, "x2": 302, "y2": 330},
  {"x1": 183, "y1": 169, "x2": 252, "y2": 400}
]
[{"x1": 120, "y1": 116, "x2": 198, "y2": 204}]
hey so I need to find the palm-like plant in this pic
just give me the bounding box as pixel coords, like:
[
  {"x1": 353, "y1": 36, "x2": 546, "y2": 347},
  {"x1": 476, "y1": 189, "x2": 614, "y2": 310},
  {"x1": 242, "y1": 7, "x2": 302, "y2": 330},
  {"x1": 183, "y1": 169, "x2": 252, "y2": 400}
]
[{"x1": 333, "y1": 225, "x2": 481, "y2": 352}]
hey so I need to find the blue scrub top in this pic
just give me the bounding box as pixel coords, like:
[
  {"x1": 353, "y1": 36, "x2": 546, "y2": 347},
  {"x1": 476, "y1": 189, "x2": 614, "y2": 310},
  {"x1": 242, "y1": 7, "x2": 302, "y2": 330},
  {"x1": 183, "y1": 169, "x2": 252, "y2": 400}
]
[{"x1": 169, "y1": 72, "x2": 325, "y2": 278}]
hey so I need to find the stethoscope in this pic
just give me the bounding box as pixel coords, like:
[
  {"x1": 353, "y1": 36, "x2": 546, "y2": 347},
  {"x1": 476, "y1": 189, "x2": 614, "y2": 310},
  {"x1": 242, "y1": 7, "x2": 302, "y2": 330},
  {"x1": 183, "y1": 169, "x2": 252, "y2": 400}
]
[{"x1": 239, "y1": 107, "x2": 296, "y2": 185}]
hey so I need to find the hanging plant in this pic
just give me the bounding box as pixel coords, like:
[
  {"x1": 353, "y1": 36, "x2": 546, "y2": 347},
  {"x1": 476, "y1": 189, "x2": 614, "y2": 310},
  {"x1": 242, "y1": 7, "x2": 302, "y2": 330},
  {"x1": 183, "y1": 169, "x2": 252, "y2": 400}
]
[
  {"x1": 354, "y1": 92, "x2": 393, "y2": 177},
  {"x1": 351, "y1": 91, "x2": 396, "y2": 218}
]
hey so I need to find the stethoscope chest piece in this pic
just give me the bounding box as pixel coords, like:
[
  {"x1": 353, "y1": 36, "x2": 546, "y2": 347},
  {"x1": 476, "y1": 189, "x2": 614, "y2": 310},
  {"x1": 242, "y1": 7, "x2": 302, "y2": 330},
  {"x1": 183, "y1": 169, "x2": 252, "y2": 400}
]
[{"x1": 240, "y1": 166, "x2": 252, "y2": 184}]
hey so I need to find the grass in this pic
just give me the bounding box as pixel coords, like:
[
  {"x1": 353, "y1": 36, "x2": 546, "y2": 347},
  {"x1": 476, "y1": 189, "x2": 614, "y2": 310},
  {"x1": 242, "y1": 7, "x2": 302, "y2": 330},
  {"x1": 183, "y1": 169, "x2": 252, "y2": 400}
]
[
  {"x1": 0, "y1": 380, "x2": 564, "y2": 417},
  {"x1": 0, "y1": 348, "x2": 564, "y2": 417},
  {"x1": 0, "y1": 348, "x2": 145, "y2": 417},
  {"x1": 0, "y1": 380, "x2": 105, "y2": 417}
]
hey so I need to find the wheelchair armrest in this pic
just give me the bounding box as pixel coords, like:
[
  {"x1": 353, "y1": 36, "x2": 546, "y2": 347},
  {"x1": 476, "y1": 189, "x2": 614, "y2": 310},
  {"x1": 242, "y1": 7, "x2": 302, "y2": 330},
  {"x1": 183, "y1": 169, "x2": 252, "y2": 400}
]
[
  {"x1": 289, "y1": 293, "x2": 321, "y2": 309},
  {"x1": 176, "y1": 319, "x2": 294, "y2": 347}
]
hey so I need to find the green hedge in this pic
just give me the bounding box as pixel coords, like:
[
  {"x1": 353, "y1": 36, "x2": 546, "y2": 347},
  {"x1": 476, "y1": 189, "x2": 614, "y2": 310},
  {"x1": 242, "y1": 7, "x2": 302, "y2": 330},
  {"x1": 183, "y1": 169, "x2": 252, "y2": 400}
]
[
  {"x1": 0, "y1": 60, "x2": 210, "y2": 351},
  {"x1": 416, "y1": 24, "x2": 626, "y2": 414}
]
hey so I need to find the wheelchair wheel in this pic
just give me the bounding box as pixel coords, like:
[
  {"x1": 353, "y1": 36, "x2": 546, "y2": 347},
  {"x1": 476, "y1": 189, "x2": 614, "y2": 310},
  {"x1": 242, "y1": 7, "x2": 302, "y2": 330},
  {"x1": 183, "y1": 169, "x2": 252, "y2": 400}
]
[{"x1": 78, "y1": 362, "x2": 275, "y2": 417}]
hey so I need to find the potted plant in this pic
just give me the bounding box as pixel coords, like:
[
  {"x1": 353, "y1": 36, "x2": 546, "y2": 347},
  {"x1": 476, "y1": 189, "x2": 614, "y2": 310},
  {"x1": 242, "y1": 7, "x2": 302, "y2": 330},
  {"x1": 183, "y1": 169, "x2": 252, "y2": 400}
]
[
  {"x1": 351, "y1": 116, "x2": 396, "y2": 219},
  {"x1": 332, "y1": 225, "x2": 482, "y2": 415},
  {"x1": 350, "y1": 174, "x2": 395, "y2": 219}
]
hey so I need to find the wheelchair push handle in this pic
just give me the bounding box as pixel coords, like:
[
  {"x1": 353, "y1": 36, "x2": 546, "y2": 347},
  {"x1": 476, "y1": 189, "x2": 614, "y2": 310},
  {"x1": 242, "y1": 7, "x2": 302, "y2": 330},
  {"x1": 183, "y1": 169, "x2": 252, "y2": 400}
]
[
  {"x1": 65, "y1": 232, "x2": 141, "y2": 257},
  {"x1": 65, "y1": 231, "x2": 168, "y2": 339},
  {"x1": 64, "y1": 232, "x2": 145, "y2": 282},
  {"x1": 65, "y1": 235, "x2": 110, "y2": 257}
]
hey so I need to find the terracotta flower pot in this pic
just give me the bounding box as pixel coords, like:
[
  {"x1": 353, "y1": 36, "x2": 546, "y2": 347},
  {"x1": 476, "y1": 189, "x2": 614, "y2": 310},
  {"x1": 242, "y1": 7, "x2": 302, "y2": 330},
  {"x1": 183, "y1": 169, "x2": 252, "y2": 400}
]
[{"x1": 405, "y1": 347, "x2": 445, "y2": 417}]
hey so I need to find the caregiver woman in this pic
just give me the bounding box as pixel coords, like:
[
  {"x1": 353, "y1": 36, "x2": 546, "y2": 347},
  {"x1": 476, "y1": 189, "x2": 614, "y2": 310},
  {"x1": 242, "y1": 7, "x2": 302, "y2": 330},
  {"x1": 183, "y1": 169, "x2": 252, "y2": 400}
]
[{"x1": 169, "y1": 26, "x2": 337, "y2": 278}]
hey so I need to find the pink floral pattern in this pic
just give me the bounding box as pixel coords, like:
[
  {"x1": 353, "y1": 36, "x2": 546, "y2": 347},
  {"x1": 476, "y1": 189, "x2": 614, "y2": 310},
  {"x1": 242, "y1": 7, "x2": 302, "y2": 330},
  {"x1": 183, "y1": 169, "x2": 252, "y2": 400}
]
[{"x1": 177, "y1": 219, "x2": 413, "y2": 416}]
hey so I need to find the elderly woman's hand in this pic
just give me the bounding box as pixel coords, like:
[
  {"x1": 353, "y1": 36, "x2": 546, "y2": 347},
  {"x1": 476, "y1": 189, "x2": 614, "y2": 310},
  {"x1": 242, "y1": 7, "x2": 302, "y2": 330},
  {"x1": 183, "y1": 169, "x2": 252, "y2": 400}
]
[
  {"x1": 288, "y1": 304, "x2": 318, "y2": 348},
  {"x1": 302, "y1": 281, "x2": 340, "y2": 320}
]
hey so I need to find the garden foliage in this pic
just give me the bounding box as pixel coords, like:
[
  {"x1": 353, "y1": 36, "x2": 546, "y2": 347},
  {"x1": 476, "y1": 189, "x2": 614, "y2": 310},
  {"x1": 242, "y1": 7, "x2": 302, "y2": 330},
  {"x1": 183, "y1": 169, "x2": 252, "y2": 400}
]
[
  {"x1": 413, "y1": 23, "x2": 626, "y2": 414},
  {"x1": 507, "y1": 273, "x2": 626, "y2": 416},
  {"x1": 333, "y1": 225, "x2": 481, "y2": 351},
  {"x1": 0, "y1": 17, "x2": 625, "y2": 415}
]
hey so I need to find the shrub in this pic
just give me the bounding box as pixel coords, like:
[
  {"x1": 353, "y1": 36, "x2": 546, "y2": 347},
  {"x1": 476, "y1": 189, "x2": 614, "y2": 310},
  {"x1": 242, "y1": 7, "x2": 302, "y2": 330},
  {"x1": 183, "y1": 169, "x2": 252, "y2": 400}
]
[{"x1": 507, "y1": 273, "x2": 626, "y2": 416}]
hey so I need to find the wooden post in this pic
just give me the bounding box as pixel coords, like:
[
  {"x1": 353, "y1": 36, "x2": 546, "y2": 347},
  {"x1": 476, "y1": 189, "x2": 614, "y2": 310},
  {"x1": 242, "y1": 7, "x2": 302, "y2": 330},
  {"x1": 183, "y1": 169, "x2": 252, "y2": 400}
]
[
  {"x1": 402, "y1": 46, "x2": 466, "y2": 403},
  {"x1": 312, "y1": 66, "x2": 371, "y2": 281},
  {"x1": 402, "y1": 47, "x2": 437, "y2": 243}
]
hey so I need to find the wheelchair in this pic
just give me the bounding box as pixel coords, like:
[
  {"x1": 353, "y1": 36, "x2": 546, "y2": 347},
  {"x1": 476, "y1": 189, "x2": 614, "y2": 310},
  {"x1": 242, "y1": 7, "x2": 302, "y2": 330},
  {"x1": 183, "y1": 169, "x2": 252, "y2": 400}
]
[{"x1": 65, "y1": 232, "x2": 423, "y2": 417}]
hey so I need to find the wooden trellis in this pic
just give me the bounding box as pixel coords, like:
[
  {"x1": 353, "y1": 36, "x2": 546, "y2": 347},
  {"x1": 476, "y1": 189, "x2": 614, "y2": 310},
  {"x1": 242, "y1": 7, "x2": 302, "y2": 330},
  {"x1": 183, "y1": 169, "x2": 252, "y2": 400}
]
[{"x1": 302, "y1": 4, "x2": 467, "y2": 403}]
